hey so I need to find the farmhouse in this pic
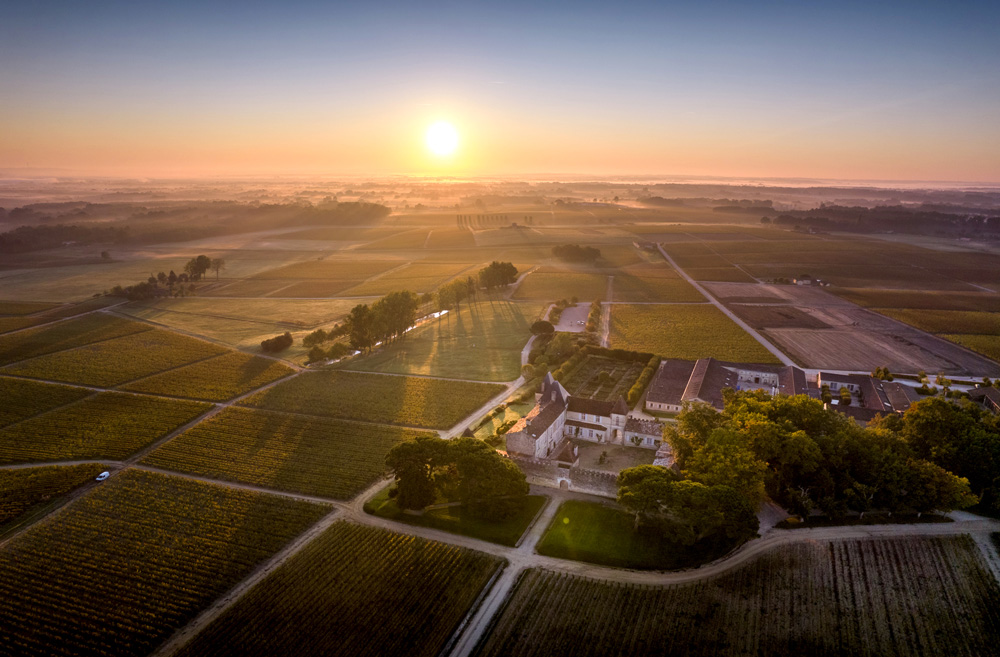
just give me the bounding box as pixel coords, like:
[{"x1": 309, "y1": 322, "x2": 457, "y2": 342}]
[
  {"x1": 645, "y1": 358, "x2": 807, "y2": 412},
  {"x1": 506, "y1": 373, "x2": 665, "y2": 460}
]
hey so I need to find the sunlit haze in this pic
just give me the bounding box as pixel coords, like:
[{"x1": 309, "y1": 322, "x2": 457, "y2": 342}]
[{"x1": 2, "y1": 1, "x2": 999, "y2": 182}]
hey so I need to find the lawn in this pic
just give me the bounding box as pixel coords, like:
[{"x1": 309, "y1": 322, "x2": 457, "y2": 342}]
[
  {"x1": 364, "y1": 486, "x2": 547, "y2": 546},
  {"x1": 513, "y1": 271, "x2": 610, "y2": 301},
  {"x1": 345, "y1": 300, "x2": 545, "y2": 381},
  {"x1": 535, "y1": 500, "x2": 741, "y2": 570},
  {"x1": 474, "y1": 401, "x2": 535, "y2": 439},
  {"x1": 142, "y1": 407, "x2": 433, "y2": 499},
  {"x1": 241, "y1": 370, "x2": 506, "y2": 429},
  {"x1": 0, "y1": 313, "x2": 151, "y2": 366},
  {"x1": 2, "y1": 328, "x2": 227, "y2": 387},
  {"x1": 174, "y1": 522, "x2": 504, "y2": 657},
  {"x1": 608, "y1": 304, "x2": 780, "y2": 363},
  {"x1": 0, "y1": 392, "x2": 211, "y2": 464},
  {"x1": 121, "y1": 352, "x2": 295, "y2": 401}
]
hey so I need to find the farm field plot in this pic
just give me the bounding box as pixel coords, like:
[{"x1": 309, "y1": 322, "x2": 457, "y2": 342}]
[
  {"x1": 744, "y1": 263, "x2": 971, "y2": 290},
  {"x1": 176, "y1": 522, "x2": 504, "y2": 657},
  {"x1": 612, "y1": 273, "x2": 705, "y2": 302},
  {"x1": 132, "y1": 297, "x2": 360, "y2": 328},
  {"x1": 0, "y1": 377, "x2": 91, "y2": 427},
  {"x1": 684, "y1": 266, "x2": 757, "y2": 283},
  {"x1": 513, "y1": 271, "x2": 609, "y2": 301},
  {"x1": 341, "y1": 262, "x2": 475, "y2": 296},
  {"x1": 0, "y1": 316, "x2": 47, "y2": 334},
  {"x1": 727, "y1": 304, "x2": 831, "y2": 329},
  {"x1": 356, "y1": 228, "x2": 431, "y2": 250},
  {"x1": 199, "y1": 278, "x2": 294, "y2": 297},
  {"x1": 669, "y1": 253, "x2": 735, "y2": 269},
  {"x1": 609, "y1": 304, "x2": 779, "y2": 363},
  {"x1": 346, "y1": 300, "x2": 546, "y2": 381},
  {"x1": 143, "y1": 407, "x2": 432, "y2": 499},
  {"x1": 475, "y1": 536, "x2": 1000, "y2": 657},
  {"x1": 561, "y1": 355, "x2": 645, "y2": 402},
  {"x1": 876, "y1": 308, "x2": 1000, "y2": 335},
  {"x1": 242, "y1": 370, "x2": 506, "y2": 429},
  {"x1": 0, "y1": 469, "x2": 327, "y2": 657},
  {"x1": 273, "y1": 226, "x2": 400, "y2": 242},
  {"x1": 833, "y1": 288, "x2": 1000, "y2": 312},
  {"x1": 0, "y1": 392, "x2": 211, "y2": 464},
  {"x1": 0, "y1": 463, "x2": 106, "y2": 527},
  {"x1": 122, "y1": 352, "x2": 294, "y2": 401},
  {"x1": 702, "y1": 281, "x2": 785, "y2": 303},
  {"x1": 3, "y1": 328, "x2": 227, "y2": 387},
  {"x1": 944, "y1": 334, "x2": 1000, "y2": 363},
  {"x1": 250, "y1": 258, "x2": 401, "y2": 281},
  {"x1": 270, "y1": 280, "x2": 366, "y2": 297},
  {"x1": 0, "y1": 300, "x2": 61, "y2": 315},
  {"x1": 0, "y1": 313, "x2": 151, "y2": 366},
  {"x1": 426, "y1": 227, "x2": 477, "y2": 248}
]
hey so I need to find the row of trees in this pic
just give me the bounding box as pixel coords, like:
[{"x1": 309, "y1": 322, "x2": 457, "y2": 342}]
[
  {"x1": 552, "y1": 244, "x2": 601, "y2": 263},
  {"x1": 347, "y1": 291, "x2": 420, "y2": 353},
  {"x1": 183, "y1": 255, "x2": 226, "y2": 281},
  {"x1": 260, "y1": 332, "x2": 293, "y2": 353},
  {"x1": 108, "y1": 269, "x2": 196, "y2": 300},
  {"x1": 386, "y1": 436, "x2": 529, "y2": 520}
]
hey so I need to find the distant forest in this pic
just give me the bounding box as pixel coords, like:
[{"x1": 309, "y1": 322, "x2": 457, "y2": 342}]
[
  {"x1": 0, "y1": 201, "x2": 390, "y2": 253},
  {"x1": 762, "y1": 204, "x2": 1000, "y2": 236}
]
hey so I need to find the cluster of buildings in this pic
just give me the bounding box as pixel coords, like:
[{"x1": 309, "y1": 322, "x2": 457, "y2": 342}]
[
  {"x1": 506, "y1": 373, "x2": 665, "y2": 461},
  {"x1": 644, "y1": 357, "x2": 921, "y2": 422}
]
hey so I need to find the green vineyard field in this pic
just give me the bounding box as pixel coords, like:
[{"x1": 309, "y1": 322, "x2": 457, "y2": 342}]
[{"x1": 122, "y1": 352, "x2": 294, "y2": 401}]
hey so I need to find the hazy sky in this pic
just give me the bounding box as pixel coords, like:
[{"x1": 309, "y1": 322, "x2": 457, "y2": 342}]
[{"x1": 2, "y1": 0, "x2": 999, "y2": 181}]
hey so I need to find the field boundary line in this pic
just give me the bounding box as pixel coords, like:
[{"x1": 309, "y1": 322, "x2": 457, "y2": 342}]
[
  {"x1": 107, "y1": 308, "x2": 305, "y2": 371},
  {"x1": 149, "y1": 507, "x2": 346, "y2": 657},
  {"x1": 134, "y1": 465, "x2": 346, "y2": 508},
  {"x1": 656, "y1": 244, "x2": 795, "y2": 366}
]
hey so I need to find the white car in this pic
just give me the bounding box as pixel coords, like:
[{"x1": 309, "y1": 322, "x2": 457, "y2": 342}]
[{"x1": 95, "y1": 471, "x2": 110, "y2": 482}]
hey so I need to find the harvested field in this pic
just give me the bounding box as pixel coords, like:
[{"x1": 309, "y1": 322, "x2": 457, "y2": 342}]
[
  {"x1": 122, "y1": 352, "x2": 294, "y2": 401},
  {"x1": 0, "y1": 392, "x2": 211, "y2": 463},
  {"x1": 272, "y1": 226, "x2": 399, "y2": 241},
  {"x1": 199, "y1": 279, "x2": 292, "y2": 297},
  {"x1": 701, "y1": 281, "x2": 784, "y2": 302},
  {"x1": 142, "y1": 407, "x2": 431, "y2": 498},
  {"x1": 728, "y1": 304, "x2": 830, "y2": 329},
  {"x1": 608, "y1": 304, "x2": 779, "y2": 363},
  {"x1": 475, "y1": 536, "x2": 1000, "y2": 657},
  {"x1": 3, "y1": 328, "x2": 227, "y2": 387},
  {"x1": 764, "y1": 327, "x2": 1000, "y2": 375},
  {"x1": 0, "y1": 377, "x2": 92, "y2": 428},
  {"x1": 684, "y1": 267, "x2": 757, "y2": 283},
  {"x1": 0, "y1": 314, "x2": 151, "y2": 366},
  {"x1": 270, "y1": 280, "x2": 364, "y2": 297},
  {"x1": 357, "y1": 229, "x2": 431, "y2": 250},
  {"x1": 175, "y1": 523, "x2": 504, "y2": 657},
  {"x1": 0, "y1": 470, "x2": 326, "y2": 657},
  {"x1": 513, "y1": 272, "x2": 609, "y2": 301},
  {"x1": 241, "y1": 370, "x2": 506, "y2": 429},
  {"x1": 426, "y1": 227, "x2": 477, "y2": 248}
]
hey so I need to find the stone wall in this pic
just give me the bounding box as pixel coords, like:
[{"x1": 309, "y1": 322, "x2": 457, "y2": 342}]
[{"x1": 509, "y1": 456, "x2": 618, "y2": 498}]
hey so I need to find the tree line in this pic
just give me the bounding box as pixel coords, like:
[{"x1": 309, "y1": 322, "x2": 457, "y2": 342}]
[
  {"x1": 552, "y1": 244, "x2": 601, "y2": 263},
  {"x1": 106, "y1": 255, "x2": 225, "y2": 301}
]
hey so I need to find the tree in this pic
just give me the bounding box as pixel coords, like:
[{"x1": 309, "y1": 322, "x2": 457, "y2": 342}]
[
  {"x1": 184, "y1": 255, "x2": 212, "y2": 281},
  {"x1": 168, "y1": 270, "x2": 178, "y2": 289},
  {"x1": 385, "y1": 437, "x2": 442, "y2": 510},
  {"x1": 101, "y1": 250, "x2": 111, "y2": 260},
  {"x1": 303, "y1": 328, "x2": 328, "y2": 348},
  {"x1": 839, "y1": 387, "x2": 852, "y2": 406},
  {"x1": 307, "y1": 345, "x2": 327, "y2": 363},
  {"x1": 683, "y1": 428, "x2": 767, "y2": 505},
  {"x1": 156, "y1": 271, "x2": 167, "y2": 285},
  {"x1": 478, "y1": 261, "x2": 518, "y2": 291},
  {"x1": 347, "y1": 303, "x2": 376, "y2": 352},
  {"x1": 210, "y1": 258, "x2": 226, "y2": 280},
  {"x1": 903, "y1": 458, "x2": 978, "y2": 515},
  {"x1": 530, "y1": 320, "x2": 555, "y2": 336},
  {"x1": 260, "y1": 332, "x2": 293, "y2": 353}
]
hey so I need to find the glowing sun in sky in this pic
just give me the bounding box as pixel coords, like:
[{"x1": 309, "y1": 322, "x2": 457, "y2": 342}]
[{"x1": 425, "y1": 120, "x2": 459, "y2": 157}]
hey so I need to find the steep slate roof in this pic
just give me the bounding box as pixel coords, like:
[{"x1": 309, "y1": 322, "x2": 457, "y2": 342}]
[
  {"x1": 567, "y1": 397, "x2": 616, "y2": 416},
  {"x1": 611, "y1": 397, "x2": 629, "y2": 415},
  {"x1": 624, "y1": 417, "x2": 663, "y2": 436},
  {"x1": 646, "y1": 359, "x2": 697, "y2": 406},
  {"x1": 881, "y1": 381, "x2": 920, "y2": 412},
  {"x1": 508, "y1": 397, "x2": 567, "y2": 438}
]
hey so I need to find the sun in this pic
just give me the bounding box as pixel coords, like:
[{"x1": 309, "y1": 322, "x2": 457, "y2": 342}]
[{"x1": 425, "y1": 120, "x2": 459, "y2": 157}]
